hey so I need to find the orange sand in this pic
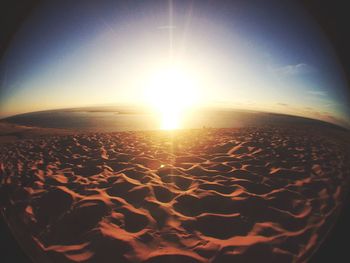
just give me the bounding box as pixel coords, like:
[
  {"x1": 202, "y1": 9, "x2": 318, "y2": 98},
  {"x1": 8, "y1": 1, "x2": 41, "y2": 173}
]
[{"x1": 0, "y1": 127, "x2": 349, "y2": 262}]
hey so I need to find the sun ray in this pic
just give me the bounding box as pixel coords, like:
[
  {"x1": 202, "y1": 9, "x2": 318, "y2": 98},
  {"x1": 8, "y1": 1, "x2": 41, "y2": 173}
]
[{"x1": 168, "y1": 0, "x2": 174, "y2": 63}]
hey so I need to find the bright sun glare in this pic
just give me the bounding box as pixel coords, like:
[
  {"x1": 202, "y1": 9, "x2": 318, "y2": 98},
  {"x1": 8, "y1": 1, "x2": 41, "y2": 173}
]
[{"x1": 146, "y1": 65, "x2": 199, "y2": 130}]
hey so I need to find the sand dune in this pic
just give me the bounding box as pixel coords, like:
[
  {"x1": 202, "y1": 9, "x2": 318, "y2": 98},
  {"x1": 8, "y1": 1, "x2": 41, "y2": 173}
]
[
  {"x1": 0, "y1": 122, "x2": 73, "y2": 145},
  {"x1": 0, "y1": 127, "x2": 349, "y2": 262}
]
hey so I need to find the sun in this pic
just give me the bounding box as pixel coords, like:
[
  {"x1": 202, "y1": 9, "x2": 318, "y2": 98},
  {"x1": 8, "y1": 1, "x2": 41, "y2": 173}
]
[{"x1": 145, "y1": 65, "x2": 199, "y2": 130}]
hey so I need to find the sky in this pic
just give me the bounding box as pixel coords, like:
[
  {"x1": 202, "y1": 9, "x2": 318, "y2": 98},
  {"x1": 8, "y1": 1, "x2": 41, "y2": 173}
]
[{"x1": 0, "y1": 0, "x2": 349, "y2": 127}]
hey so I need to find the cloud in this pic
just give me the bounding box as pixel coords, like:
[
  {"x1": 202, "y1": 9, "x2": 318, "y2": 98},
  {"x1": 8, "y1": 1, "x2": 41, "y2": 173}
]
[
  {"x1": 304, "y1": 106, "x2": 314, "y2": 111},
  {"x1": 306, "y1": 90, "x2": 327, "y2": 96},
  {"x1": 270, "y1": 63, "x2": 315, "y2": 76},
  {"x1": 311, "y1": 111, "x2": 347, "y2": 127},
  {"x1": 158, "y1": 25, "x2": 177, "y2": 30},
  {"x1": 276, "y1": 103, "x2": 289, "y2": 107}
]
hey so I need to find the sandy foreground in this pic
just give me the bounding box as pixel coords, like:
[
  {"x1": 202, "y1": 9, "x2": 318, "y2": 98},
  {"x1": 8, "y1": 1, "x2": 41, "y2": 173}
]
[{"x1": 0, "y1": 123, "x2": 350, "y2": 263}]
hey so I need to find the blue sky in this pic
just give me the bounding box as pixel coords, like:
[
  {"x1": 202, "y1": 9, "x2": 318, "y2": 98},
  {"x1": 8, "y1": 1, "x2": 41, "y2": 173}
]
[{"x1": 0, "y1": 0, "x2": 349, "y2": 126}]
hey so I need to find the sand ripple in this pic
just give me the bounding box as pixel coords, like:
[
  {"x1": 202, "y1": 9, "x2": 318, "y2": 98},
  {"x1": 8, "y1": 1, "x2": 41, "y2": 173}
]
[{"x1": 1, "y1": 127, "x2": 349, "y2": 262}]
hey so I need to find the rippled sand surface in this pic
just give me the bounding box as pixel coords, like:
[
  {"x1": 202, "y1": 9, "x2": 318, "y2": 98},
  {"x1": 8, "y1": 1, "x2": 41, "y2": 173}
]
[{"x1": 1, "y1": 126, "x2": 349, "y2": 262}]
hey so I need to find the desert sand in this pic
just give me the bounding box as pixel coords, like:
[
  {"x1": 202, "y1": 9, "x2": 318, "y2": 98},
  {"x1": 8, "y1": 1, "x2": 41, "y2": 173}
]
[
  {"x1": 0, "y1": 122, "x2": 73, "y2": 145},
  {"x1": 1, "y1": 124, "x2": 350, "y2": 263}
]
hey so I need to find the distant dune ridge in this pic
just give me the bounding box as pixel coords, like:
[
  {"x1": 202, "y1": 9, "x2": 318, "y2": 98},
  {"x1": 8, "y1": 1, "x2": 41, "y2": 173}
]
[
  {"x1": 0, "y1": 120, "x2": 350, "y2": 262},
  {"x1": 2, "y1": 107, "x2": 347, "y2": 132}
]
